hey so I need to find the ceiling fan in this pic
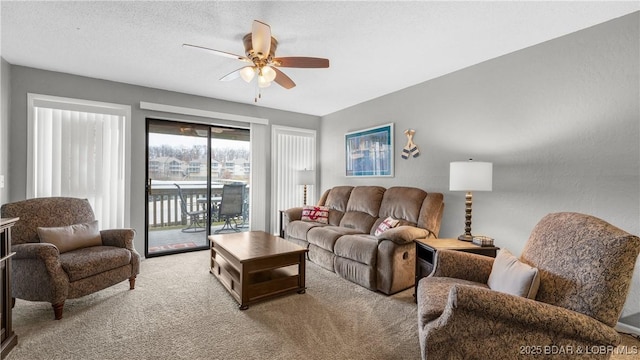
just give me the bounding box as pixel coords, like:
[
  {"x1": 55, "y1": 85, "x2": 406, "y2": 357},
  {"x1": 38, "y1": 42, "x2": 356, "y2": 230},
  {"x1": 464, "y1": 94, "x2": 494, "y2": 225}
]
[{"x1": 184, "y1": 20, "x2": 330, "y2": 101}]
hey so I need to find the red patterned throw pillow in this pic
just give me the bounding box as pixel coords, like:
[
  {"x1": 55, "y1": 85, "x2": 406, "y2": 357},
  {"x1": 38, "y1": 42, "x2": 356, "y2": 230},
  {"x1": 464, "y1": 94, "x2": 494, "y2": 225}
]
[
  {"x1": 374, "y1": 217, "x2": 400, "y2": 236},
  {"x1": 301, "y1": 206, "x2": 329, "y2": 224}
]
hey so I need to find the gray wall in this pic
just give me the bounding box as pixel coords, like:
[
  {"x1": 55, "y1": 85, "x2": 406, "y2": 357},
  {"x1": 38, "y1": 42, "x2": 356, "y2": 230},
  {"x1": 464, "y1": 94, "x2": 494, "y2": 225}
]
[
  {"x1": 7, "y1": 65, "x2": 320, "y2": 252},
  {"x1": 0, "y1": 58, "x2": 10, "y2": 205},
  {"x1": 320, "y1": 13, "x2": 640, "y2": 318}
]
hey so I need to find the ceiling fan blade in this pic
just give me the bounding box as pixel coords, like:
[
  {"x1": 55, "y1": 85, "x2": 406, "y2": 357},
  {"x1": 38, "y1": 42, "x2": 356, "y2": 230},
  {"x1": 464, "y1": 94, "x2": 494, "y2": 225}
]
[
  {"x1": 272, "y1": 67, "x2": 296, "y2": 89},
  {"x1": 182, "y1": 44, "x2": 250, "y2": 62},
  {"x1": 219, "y1": 67, "x2": 245, "y2": 82},
  {"x1": 251, "y1": 20, "x2": 271, "y2": 59},
  {"x1": 273, "y1": 57, "x2": 330, "y2": 68}
]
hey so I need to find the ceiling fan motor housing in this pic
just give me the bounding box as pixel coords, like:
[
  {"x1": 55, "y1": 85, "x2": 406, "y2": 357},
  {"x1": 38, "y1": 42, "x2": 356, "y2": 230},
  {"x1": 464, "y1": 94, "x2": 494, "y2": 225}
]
[{"x1": 243, "y1": 33, "x2": 278, "y2": 62}]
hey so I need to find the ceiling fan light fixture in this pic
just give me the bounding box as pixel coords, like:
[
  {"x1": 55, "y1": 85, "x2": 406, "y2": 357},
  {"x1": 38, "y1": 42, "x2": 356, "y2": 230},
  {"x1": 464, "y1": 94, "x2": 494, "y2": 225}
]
[
  {"x1": 240, "y1": 66, "x2": 256, "y2": 83},
  {"x1": 261, "y1": 66, "x2": 277, "y2": 82},
  {"x1": 258, "y1": 75, "x2": 272, "y2": 88}
]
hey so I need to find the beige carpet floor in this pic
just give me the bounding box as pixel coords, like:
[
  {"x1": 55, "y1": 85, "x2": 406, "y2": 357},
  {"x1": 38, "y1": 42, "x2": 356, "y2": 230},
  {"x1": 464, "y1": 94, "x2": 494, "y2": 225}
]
[
  {"x1": 7, "y1": 250, "x2": 419, "y2": 360},
  {"x1": 6, "y1": 250, "x2": 639, "y2": 360}
]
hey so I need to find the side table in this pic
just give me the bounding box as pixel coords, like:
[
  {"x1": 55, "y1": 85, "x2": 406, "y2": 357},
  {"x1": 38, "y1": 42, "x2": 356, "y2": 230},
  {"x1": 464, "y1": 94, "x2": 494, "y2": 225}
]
[
  {"x1": 1, "y1": 218, "x2": 18, "y2": 358},
  {"x1": 414, "y1": 238, "x2": 499, "y2": 299}
]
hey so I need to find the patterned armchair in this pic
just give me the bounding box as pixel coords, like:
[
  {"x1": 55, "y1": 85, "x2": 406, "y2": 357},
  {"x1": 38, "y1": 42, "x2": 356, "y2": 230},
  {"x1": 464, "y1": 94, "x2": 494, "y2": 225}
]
[
  {"x1": 417, "y1": 212, "x2": 640, "y2": 360},
  {"x1": 1, "y1": 197, "x2": 141, "y2": 320}
]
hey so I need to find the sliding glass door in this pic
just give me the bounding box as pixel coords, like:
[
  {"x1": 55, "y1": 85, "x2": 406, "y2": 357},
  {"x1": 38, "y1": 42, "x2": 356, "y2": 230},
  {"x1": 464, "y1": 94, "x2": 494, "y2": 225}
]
[{"x1": 145, "y1": 119, "x2": 250, "y2": 257}]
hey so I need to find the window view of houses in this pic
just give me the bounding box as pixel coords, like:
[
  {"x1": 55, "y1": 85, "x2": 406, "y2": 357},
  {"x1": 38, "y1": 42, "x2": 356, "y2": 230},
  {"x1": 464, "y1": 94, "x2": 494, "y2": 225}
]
[{"x1": 148, "y1": 143, "x2": 250, "y2": 182}]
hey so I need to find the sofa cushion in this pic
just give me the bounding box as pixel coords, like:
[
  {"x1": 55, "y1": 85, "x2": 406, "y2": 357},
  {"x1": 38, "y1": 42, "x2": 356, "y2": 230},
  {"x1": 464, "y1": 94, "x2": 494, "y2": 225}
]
[
  {"x1": 338, "y1": 186, "x2": 385, "y2": 233},
  {"x1": 340, "y1": 212, "x2": 378, "y2": 234},
  {"x1": 327, "y1": 209, "x2": 346, "y2": 226},
  {"x1": 324, "y1": 186, "x2": 354, "y2": 212},
  {"x1": 322, "y1": 187, "x2": 354, "y2": 226},
  {"x1": 379, "y1": 187, "x2": 427, "y2": 225},
  {"x1": 59, "y1": 246, "x2": 132, "y2": 282},
  {"x1": 334, "y1": 234, "x2": 378, "y2": 266},
  {"x1": 488, "y1": 249, "x2": 540, "y2": 299},
  {"x1": 417, "y1": 277, "x2": 488, "y2": 326},
  {"x1": 301, "y1": 205, "x2": 329, "y2": 224},
  {"x1": 307, "y1": 226, "x2": 363, "y2": 252},
  {"x1": 287, "y1": 220, "x2": 324, "y2": 241},
  {"x1": 345, "y1": 186, "x2": 386, "y2": 216},
  {"x1": 417, "y1": 192, "x2": 444, "y2": 233},
  {"x1": 37, "y1": 220, "x2": 102, "y2": 253}
]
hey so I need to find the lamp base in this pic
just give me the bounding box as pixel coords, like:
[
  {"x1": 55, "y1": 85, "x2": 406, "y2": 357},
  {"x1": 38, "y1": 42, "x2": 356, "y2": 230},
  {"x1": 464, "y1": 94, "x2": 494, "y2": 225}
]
[{"x1": 457, "y1": 234, "x2": 473, "y2": 242}]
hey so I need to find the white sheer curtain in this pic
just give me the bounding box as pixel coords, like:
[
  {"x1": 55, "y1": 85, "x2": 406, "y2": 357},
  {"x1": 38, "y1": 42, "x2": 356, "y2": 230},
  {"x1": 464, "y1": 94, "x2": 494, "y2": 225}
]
[
  {"x1": 250, "y1": 122, "x2": 268, "y2": 232},
  {"x1": 28, "y1": 94, "x2": 130, "y2": 229},
  {"x1": 270, "y1": 126, "x2": 317, "y2": 234}
]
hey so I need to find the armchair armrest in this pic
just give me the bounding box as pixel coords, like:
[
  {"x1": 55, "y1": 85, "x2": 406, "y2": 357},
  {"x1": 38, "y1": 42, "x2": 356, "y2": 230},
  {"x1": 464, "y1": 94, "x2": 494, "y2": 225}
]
[
  {"x1": 100, "y1": 229, "x2": 140, "y2": 276},
  {"x1": 431, "y1": 250, "x2": 494, "y2": 284},
  {"x1": 13, "y1": 242, "x2": 60, "y2": 262},
  {"x1": 12, "y1": 243, "x2": 69, "y2": 304},
  {"x1": 100, "y1": 229, "x2": 136, "y2": 250},
  {"x1": 447, "y1": 285, "x2": 619, "y2": 344}
]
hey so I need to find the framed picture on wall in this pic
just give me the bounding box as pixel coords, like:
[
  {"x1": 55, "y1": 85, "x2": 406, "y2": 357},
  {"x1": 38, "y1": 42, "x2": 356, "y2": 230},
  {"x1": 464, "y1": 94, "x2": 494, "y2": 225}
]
[{"x1": 345, "y1": 123, "x2": 394, "y2": 177}]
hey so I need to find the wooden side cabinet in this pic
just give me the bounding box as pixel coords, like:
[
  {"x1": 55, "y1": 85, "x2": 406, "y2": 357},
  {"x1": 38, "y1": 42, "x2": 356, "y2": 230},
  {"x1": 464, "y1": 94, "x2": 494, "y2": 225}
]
[
  {"x1": 414, "y1": 238, "x2": 498, "y2": 299},
  {"x1": 1, "y1": 218, "x2": 18, "y2": 358}
]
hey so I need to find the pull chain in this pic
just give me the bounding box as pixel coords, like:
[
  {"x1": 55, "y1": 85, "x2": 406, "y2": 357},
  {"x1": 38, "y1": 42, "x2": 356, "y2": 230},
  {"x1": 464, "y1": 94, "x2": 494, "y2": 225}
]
[{"x1": 254, "y1": 85, "x2": 263, "y2": 103}]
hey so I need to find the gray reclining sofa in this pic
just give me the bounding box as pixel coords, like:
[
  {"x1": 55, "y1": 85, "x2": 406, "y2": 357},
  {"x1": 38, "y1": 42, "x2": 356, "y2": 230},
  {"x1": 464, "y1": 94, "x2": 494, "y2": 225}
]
[{"x1": 282, "y1": 186, "x2": 444, "y2": 294}]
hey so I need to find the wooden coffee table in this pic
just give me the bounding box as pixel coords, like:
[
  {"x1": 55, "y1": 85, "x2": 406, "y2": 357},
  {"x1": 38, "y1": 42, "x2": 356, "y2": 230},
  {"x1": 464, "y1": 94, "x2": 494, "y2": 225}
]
[{"x1": 208, "y1": 231, "x2": 308, "y2": 310}]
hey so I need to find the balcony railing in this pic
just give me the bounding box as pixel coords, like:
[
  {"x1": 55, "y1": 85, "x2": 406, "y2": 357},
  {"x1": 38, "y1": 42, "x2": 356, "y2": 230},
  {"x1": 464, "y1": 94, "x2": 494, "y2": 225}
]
[{"x1": 148, "y1": 182, "x2": 246, "y2": 228}]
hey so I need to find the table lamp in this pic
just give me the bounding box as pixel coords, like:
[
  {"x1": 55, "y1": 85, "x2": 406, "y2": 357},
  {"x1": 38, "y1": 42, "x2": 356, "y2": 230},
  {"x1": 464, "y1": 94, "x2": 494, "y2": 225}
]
[
  {"x1": 297, "y1": 169, "x2": 316, "y2": 206},
  {"x1": 449, "y1": 160, "x2": 492, "y2": 241}
]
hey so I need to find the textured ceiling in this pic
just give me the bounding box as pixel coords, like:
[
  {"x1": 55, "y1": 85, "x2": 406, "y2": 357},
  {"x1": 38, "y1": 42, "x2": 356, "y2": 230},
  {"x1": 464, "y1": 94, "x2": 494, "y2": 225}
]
[{"x1": 1, "y1": 1, "x2": 638, "y2": 116}]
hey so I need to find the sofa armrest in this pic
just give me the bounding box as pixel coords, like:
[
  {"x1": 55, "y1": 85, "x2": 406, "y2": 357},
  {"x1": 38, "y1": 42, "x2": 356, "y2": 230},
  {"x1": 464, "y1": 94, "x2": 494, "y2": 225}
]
[
  {"x1": 446, "y1": 285, "x2": 619, "y2": 344},
  {"x1": 377, "y1": 226, "x2": 430, "y2": 245},
  {"x1": 431, "y1": 250, "x2": 494, "y2": 284},
  {"x1": 282, "y1": 207, "x2": 303, "y2": 236},
  {"x1": 100, "y1": 229, "x2": 136, "y2": 250},
  {"x1": 283, "y1": 207, "x2": 303, "y2": 222}
]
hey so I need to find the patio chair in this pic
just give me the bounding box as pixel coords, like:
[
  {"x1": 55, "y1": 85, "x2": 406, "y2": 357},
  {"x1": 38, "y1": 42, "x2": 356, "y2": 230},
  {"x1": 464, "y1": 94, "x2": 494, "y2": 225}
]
[
  {"x1": 215, "y1": 184, "x2": 245, "y2": 233},
  {"x1": 175, "y1": 184, "x2": 207, "y2": 233}
]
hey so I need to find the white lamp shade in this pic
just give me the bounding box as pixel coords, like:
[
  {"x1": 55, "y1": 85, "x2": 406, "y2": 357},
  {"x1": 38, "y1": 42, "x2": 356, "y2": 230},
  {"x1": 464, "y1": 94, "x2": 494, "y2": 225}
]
[
  {"x1": 449, "y1": 161, "x2": 493, "y2": 191},
  {"x1": 297, "y1": 170, "x2": 316, "y2": 185}
]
